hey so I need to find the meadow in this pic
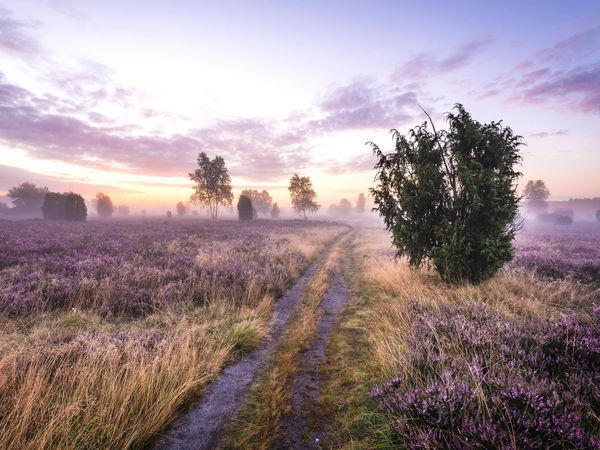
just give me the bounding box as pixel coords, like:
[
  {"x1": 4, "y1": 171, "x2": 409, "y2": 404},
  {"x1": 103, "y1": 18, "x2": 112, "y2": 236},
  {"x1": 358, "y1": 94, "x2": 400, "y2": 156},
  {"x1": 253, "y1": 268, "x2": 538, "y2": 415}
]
[
  {"x1": 321, "y1": 222, "x2": 599, "y2": 448},
  {"x1": 0, "y1": 218, "x2": 598, "y2": 449},
  {"x1": 0, "y1": 218, "x2": 346, "y2": 449}
]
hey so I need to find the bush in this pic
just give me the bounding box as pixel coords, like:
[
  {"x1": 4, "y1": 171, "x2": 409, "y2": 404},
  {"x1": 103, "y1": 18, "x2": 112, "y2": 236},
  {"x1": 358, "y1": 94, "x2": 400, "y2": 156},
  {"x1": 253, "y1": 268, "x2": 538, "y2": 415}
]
[
  {"x1": 238, "y1": 195, "x2": 254, "y2": 220},
  {"x1": 42, "y1": 192, "x2": 66, "y2": 220},
  {"x1": 64, "y1": 193, "x2": 87, "y2": 221},
  {"x1": 42, "y1": 192, "x2": 86, "y2": 221},
  {"x1": 537, "y1": 213, "x2": 573, "y2": 225},
  {"x1": 370, "y1": 104, "x2": 522, "y2": 284},
  {"x1": 371, "y1": 304, "x2": 600, "y2": 449}
]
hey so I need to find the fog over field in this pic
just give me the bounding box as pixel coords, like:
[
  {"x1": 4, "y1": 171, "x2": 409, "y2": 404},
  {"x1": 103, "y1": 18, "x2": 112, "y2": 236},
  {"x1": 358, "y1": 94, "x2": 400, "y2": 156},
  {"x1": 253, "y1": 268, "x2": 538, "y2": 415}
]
[{"x1": 0, "y1": 1, "x2": 599, "y2": 449}]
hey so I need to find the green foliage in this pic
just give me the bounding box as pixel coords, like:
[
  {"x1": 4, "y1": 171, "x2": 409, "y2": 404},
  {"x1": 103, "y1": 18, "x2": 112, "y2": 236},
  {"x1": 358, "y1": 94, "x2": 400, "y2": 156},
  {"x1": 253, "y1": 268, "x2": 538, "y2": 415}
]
[
  {"x1": 7, "y1": 182, "x2": 48, "y2": 215},
  {"x1": 288, "y1": 174, "x2": 319, "y2": 219},
  {"x1": 42, "y1": 192, "x2": 86, "y2": 221},
  {"x1": 241, "y1": 189, "x2": 272, "y2": 215},
  {"x1": 42, "y1": 192, "x2": 66, "y2": 220},
  {"x1": 370, "y1": 104, "x2": 522, "y2": 284},
  {"x1": 64, "y1": 193, "x2": 87, "y2": 221},
  {"x1": 237, "y1": 195, "x2": 254, "y2": 220},
  {"x1": 189, "y1": 152, "x2": 233, "y2": 220},
  {"x1": 95, "y1": 193, "x2": 113, "y2": 218}
]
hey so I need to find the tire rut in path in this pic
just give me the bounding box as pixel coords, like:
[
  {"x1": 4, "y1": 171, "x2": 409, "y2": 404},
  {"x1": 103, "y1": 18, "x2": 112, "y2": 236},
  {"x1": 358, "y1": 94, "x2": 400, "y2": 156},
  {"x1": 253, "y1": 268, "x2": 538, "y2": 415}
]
[
  {"x1": 152, "y1": 233, "x2": 347, "y2": 450},
  {"x1": 275, "y1": 260, "x2": 349, "y2": 449}
]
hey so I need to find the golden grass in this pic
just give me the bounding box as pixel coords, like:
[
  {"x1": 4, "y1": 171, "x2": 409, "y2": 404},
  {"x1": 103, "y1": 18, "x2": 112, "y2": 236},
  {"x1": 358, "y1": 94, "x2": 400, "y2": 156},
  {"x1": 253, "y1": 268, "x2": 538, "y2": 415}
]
[
  {"x1": 357, "y1": 226, "x2": 594, "y2": 378},
  {"x1": 0, "y1": 225, "x2": 344, "y2": 450},
  {"x1": 226, "y1": 240, "x2": 344, "y2": 449}
]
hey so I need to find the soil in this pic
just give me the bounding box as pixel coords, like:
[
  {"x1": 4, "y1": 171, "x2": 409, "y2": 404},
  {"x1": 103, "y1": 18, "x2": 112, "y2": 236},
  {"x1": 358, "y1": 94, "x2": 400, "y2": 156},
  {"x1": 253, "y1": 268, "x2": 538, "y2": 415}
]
[{"x1": 274, "y1": 265, "x2": 349, "y2": 449}]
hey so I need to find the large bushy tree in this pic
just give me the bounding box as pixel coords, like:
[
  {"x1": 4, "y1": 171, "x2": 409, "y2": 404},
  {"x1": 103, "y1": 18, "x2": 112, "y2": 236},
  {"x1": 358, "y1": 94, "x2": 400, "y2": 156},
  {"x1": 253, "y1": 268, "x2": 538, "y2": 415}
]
[
  {"x1": 42, "y1": 192, "x2": 87, "y2": 221},
  {"x1": 176, "y1": 201, "x2": 187, "y2": 216},
  {"x1": 370, "y1": 104, "x2": 522, "y2": 284},
  {"x1": 241, "y1": 189, "x2": 272, "y2": 215},
  {"x1": 523, "y1": 179, "x2": 550, "y2": 212},
  {"x1": 7, "y1": 182, "x2": 48, "y2": 215},
  {"x1": 95, "y1": 193, "x2": 114, "y2": 218},
  {"x1": 189, "y1": 152, "x2": 233, "y2": 220},
  {"x1": 288, "y1": 174, "x2": 319, "y2": 219},
  {"x1": 338, "y1": 198, "x2": 352, "y2": 215}
]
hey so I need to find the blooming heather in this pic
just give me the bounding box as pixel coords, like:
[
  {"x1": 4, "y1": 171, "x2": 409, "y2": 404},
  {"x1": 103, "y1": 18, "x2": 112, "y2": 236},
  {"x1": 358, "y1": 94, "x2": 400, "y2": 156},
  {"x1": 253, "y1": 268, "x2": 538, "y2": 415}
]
[{"x1": 0, "y1": 219, "x2": 343, "y2": 316}]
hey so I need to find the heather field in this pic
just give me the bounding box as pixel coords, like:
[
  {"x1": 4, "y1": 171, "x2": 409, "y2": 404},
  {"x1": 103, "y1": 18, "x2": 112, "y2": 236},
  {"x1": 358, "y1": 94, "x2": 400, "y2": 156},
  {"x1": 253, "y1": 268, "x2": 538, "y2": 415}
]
[
  {"x1": 0, "y1": 218, "x2": 346, "y2": 449},
  {"x1": 318, "y1": 225, "x2": 600, "y2": 449}
]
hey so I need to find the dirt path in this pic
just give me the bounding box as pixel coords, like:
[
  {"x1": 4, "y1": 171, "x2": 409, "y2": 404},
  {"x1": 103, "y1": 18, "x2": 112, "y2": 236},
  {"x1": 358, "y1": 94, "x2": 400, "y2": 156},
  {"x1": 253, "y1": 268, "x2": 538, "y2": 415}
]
[
  {"x1": 152, "y1": 233, "x2": 348, "y2": 450},
  {"x1": 274, "y1": 262, "x2": 349, "y2": 449}
]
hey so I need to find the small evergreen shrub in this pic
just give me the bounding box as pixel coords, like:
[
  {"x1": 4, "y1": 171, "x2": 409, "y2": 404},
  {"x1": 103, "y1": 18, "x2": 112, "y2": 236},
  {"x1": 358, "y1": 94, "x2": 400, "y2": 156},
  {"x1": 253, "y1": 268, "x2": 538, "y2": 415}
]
[
  {"x1": 370, "y1": 104, "x2": 522, "y2": 284},
  {"x1": 64, "y1": 193, "x2": 87, "y2": 221},
  {"x1": 42, "y1": 192, "x2": 66, "y2": 220},
  {"x1": 238, "y1": 195, "x2": 254, "y2": 220}
]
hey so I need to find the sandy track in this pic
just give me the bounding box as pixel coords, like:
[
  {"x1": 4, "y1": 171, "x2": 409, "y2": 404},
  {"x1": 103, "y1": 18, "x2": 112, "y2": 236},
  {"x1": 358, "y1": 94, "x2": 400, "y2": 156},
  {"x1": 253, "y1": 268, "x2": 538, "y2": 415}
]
[
  {"x1": 152, "y1": 233, "x2": 348, "y2": 450},
  {"x1": 274, "y1": 262, "x2": 349, "y2": 449}
]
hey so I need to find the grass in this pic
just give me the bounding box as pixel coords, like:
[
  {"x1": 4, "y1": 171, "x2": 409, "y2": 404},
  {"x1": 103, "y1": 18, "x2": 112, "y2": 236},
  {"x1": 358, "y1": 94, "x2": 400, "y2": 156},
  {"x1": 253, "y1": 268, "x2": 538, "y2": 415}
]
[
  {"x1": 0, "y1": 220, "x2": 345, "y2": 450},
  {"x1": 224, "y1": 236, "x2": 345, "y2": 449},
  {"x1": 317, "y1": 227, "x2": 599, "y2": 448}
]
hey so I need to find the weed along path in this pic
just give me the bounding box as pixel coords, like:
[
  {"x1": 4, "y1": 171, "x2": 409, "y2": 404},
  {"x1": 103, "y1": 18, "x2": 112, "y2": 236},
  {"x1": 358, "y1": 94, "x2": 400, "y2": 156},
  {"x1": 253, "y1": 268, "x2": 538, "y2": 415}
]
[
  {"x1": 276, "y1": 260, "x2": 349, "y2": 449},
  {"x1": 223, "y1": 232, "x2": 353, "y2": 449},
  {"x1": 153, "y1": 231, "x2": 350, "y2": 450}
]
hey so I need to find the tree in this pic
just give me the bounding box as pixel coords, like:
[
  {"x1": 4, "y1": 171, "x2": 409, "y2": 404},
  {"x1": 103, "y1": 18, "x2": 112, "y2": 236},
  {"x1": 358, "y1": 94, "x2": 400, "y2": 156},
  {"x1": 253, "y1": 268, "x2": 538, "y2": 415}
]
[
  {"x1": 189, "y1": 152, "x2": 233, "y2": 220},
  {"x1": 176, "y1": 201, "x2": 187, "y2": 216},
  {"x1": 95, "y1": 193, "x2": 114, "y2": 218},
  {"x1": 328, "y1": 203, "x2": 338, "y2": 215},
  {"x1": 338, "y1": 198, "x2": 352, "y2": 214},
  {"x1": 237, "y1": 195, "x2": 254, "y2": 220},
  {"x1": 240, "y1": 189, "x2": 273, "y2": 215},
  {"x1": 64, "y1": 193, "x2": 87, "y2": 221},
  {"x1": 270, "y1": 203, "x2": 280, "y2": 219},
  {"x1": 523, "y1": 180, "x2": 550, "y2": 212},
  {"x1": 42, "y1": 192, "x2": 86, "y2": 221},
  {"x1": 370, "y1": 104, "x2": 522, "y2": 284},
  {"x1": 7, "y1": 182, "x2": 48, "y2": 215},
  {"x1": 166, "y1": 210, "x2": 172, "y2": 219},
  {"x1": 117, "y1": 205, "x2": 130, "y2": 216},
  {"x1": 288, "y1": 174, "x2": 319, "y2": 219},
  {"x1": 356, "y1": 193, "x2": 366, "y2": 213},
  {"x1": 42, "y1": 192, "x2": 66, "y2": 220}
]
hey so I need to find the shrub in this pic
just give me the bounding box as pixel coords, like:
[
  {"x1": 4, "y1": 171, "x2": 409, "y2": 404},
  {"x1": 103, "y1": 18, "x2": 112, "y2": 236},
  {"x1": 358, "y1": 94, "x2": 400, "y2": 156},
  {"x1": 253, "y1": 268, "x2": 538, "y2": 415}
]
[
  {"x1": 372, "y1": 304, "x2": 600, "y2": 449},
  {"x1": 95, "y1": 193, "x2": 113, "y2": 218},
  {"x1": 537, "y1": 213, "x2": 573, "y2": 225},
  {"x1": 42, "y1": 192, "x2": 86, "y2": 221},
  {"x1": 42, "y1": 192, "x2": 66, "y2": 220},
  {"x1": 64, "y1": 193, "x2": 87, "y2": 221},
  {"x1": 370, "y1": 104, "x2": 522, "y2": 284},
  {"x1": 238, "y1": 195, "x2": 254, "y2": 220}
]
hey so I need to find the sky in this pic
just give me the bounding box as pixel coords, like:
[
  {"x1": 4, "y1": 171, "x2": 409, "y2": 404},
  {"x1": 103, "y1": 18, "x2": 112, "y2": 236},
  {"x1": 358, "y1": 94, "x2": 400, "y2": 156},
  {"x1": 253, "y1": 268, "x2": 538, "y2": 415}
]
[{"x1": 0, "y1": 0, "x2": 599, "y2": 211}]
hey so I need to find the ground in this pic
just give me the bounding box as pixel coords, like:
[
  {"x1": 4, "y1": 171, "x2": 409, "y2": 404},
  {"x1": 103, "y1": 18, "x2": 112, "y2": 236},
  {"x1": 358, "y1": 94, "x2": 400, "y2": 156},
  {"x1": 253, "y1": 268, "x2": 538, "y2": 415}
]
[{"x1": 0, "y1": 218, "x2": 598, "y2": 449}]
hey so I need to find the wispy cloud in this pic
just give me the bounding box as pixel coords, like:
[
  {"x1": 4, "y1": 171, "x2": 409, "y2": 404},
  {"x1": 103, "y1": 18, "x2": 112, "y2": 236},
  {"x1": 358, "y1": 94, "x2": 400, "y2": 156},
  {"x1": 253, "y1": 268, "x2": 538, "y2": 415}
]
[
  {"x1": 394, "y1": 39, "x2": 493, "y2": 81},
  {"x1": 529, "y1": 129, "x2": 569, "y2": 138},
  {"x1": 0, "y1": 6, "x2": 40, "y2": 56},
  {"x1": 484, "y1": 28, "x2": 600, "y2": 114}
]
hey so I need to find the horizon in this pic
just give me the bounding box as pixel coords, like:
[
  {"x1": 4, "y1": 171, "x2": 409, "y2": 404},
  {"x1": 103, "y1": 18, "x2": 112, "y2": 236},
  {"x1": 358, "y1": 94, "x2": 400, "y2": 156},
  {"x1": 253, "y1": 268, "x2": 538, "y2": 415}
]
[{"x1": 1, "y1": 1, "x2": 599, "y2": 210}]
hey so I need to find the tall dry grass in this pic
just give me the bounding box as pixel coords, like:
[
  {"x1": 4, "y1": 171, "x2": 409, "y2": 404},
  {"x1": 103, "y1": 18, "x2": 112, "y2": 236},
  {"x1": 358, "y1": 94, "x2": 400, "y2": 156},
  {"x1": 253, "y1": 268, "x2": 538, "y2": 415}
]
[{"x1": 0, "y1": 224, "x2": 344, "y2": 450}]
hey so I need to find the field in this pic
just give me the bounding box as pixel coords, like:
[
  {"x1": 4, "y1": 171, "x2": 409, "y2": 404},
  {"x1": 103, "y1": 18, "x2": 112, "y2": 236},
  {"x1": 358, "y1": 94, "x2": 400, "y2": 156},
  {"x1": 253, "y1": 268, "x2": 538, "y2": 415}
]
[
  {"x1": 0, "y1": 218, "x2": 347, "y2": 449},
  {"x1": 0, "y1": 218, "x2": 598, "y2": 449}
]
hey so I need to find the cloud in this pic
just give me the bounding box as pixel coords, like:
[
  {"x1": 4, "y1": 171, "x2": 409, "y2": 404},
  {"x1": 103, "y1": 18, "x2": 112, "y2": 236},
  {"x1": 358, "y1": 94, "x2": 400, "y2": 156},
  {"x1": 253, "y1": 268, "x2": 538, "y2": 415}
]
[
  {"x1": 321, "y1": 151, "x2": 378, "y2": 175},
  {"x1": 309, "y1": 79, "x2": 417, "y2": 132},
  {"x1": 529, "y1": 129, "x2": 569, "y2": 138},
  {"x1": 394, "y1": 39, "x2": 492, "y2": 81},
  {"x1": 482, "y1": 28, "x2": 600, "y2": 114},
  {"x1": 0, "y1": 7, "x2": 40, "y2": 55}
]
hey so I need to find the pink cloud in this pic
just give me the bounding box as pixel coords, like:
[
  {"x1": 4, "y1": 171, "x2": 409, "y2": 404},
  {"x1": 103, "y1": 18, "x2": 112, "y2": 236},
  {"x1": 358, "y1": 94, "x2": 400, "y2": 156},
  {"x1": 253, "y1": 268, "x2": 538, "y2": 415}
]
[
  {"x1": 394, "y1": 39, "x2": 493, "y2": 81},
  {"x1": 0, "y1": 7, "x2": 40, "y2": 56}
]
